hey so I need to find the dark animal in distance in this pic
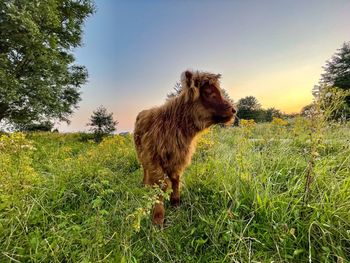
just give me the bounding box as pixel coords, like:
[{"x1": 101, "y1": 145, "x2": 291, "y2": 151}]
[{"x1": 134, "y1": 70, "x2": 236, "y2": 225}]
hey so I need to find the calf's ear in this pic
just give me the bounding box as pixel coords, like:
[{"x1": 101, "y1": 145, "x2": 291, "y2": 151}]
[
  {"x1": 181, "y1": 70, "x2": 194, "y2": 88},
  {"x1": 185, "y1": 70, "x2": 193, "y2": 80}
]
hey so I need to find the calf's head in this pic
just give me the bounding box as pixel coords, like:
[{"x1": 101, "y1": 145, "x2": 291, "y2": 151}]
[{"x1": 181, "y1": 70, "x2": 236, "y2": 127}]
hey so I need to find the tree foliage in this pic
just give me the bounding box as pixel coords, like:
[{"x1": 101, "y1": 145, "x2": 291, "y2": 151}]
[
  {"x1": 236, "y1": 96, "x2": 283, "y2": 123},
  {"x1": 320, "y1": 41, "x2": 350, "y2": 107},
  {"x1": 17, "y1": 121, "x2": 54, "y2": 132},
  {"x1": 87, "y1": 106, "x2": 118, "y2": 142},
  {"x1": 264, "y1": 107, "x2": 283, "y2": 122},
  {"x1": 300, "y1": 103, "x2": 314, "y2": 117},
  {"x1": 0, "y1": 0, "x2": 95, "y2": 127},
  {"x1": 236, "y1": 96, "x2": 263, "y2": 122},
  {"x1": 167, "y1": 82, "x2": 183, "y2": 100},
  {"x1": 237, "y1": 96, "x2": 261, "y2": 111},
  {"x1": 321, "y1": 42, "x2": 350, "y2": 90}
]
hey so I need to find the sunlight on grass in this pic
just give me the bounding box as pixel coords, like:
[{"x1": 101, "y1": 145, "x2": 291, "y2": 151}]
[{"x1": 0, "y1": 120, "x2": 349, "y2": 262}]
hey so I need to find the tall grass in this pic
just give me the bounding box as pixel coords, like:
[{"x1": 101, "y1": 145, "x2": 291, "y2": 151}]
[{"x1": 0, "y1": 119, "x2": 349, "y2": 262}]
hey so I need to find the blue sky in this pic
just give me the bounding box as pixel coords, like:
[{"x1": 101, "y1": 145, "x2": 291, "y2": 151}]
[{"x1": 59, "y1": 0, "x2": 350, "y2": 132}]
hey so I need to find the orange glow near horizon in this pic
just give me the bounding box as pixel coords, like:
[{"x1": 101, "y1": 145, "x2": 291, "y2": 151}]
[
  {"x1": 58, "y1": 64, "x2": 320, "y2": 133},
  {"x1": 55, "y1": 1, "x2": 349, "y2": 133},
  {"x1": 226, "y1": 63, "x2": 319, "y2": 114}
]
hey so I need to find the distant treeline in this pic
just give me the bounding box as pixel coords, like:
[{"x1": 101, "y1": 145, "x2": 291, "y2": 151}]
[{"x1": 235, "y1": 96, "x2": 291, "y2": 123}]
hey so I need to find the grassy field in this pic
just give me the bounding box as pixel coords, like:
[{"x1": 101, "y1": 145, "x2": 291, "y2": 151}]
[{"x1": 1, "y1": 118, "x2": 350, "y2": 262}]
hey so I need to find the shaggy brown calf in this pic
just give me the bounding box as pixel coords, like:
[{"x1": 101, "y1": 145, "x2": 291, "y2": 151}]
[{"x1": 134, "y1": 70, "x2": 235, "y2": 225}]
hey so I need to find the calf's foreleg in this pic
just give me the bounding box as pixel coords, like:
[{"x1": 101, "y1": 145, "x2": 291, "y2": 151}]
[
  {"x1": 144, "y1": 168, "x2": 169, "y2": 226},
  {"x1": 170, "y1": 173, "x2": 181, "y2": 207}
]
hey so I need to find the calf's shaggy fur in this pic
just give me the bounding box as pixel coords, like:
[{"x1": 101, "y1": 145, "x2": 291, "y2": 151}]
[{"x1": 134, "y1": 70, "x2": 235, "y2": 225}]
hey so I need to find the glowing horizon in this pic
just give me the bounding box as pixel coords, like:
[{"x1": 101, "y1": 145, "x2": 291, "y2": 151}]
[{"x1": 57, "y1": 0, "x2": 350, "y2": 133}]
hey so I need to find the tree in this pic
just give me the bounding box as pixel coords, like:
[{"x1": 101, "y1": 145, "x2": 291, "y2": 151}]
[
  {"x1": 220, "y1": 88, "x2": 235, "y2": 105},
  {"x1": 235, "y1": 96, "x2": 286, "y2": 123},
  {"x1": 167, "y1": 82, "x2": 183, "y2": 100},
  {"x1": 265, "y1": 107, "x2": 282, "y2": 122},
  {"x1": 0, "y1": 0, "x2": 95, "y2": 127},
  {"x1": 87, "y1": 106, "x2": 118, "y2": 142},
  {"x1": 236, "y1": 96, "x2": 263, "y2": 122},
  {"x1": 320, "y1": 42, "x2": 350, "y2": 107},
  {"x1": 237, "y1": 96, "x2": 261, "y2": 111},
  {"x1": 17, "y1": 121, "x2": 54, "y2": 132},
  {"x1": 300, "y1": 103, "x2": 314, "y2": 118}
]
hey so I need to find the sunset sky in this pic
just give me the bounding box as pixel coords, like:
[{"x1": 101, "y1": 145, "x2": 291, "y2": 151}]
[{"x1": 58, "y1": 0, "x2": 350, "y2": 132}]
